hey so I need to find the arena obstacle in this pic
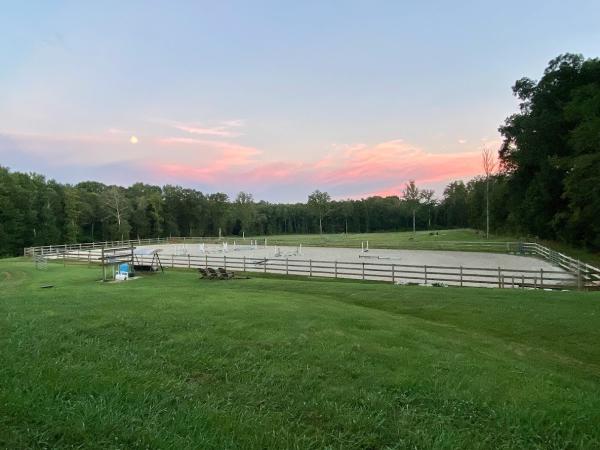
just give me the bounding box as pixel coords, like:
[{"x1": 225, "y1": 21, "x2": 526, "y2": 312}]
[
  {"x1": 361, "y1": 241, "x2": 369, "y2": 253},
  {"x1": 273, "y1": 244, "x2": 303, "y2": 257},
  {"x1": 231, "y1": 240, "x2": 258, "y2": 252},
  {"x1": 196, "y1": 241, "x2": 254, "y2": 254},
  {"x1": 174, "y1": 244, "x2": 188, "y2": 256}
]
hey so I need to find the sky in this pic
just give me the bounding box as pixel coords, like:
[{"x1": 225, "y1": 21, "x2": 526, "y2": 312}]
[{"x1": 1, "y1": 1, "x2": 599, "y2": 202}]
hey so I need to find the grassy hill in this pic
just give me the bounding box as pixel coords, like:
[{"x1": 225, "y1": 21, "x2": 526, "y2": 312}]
[
  {"x1": 1, "y1": 258, "x2": 599, "y2": 449},
  {"x1": 246, "y1": 228, "x2": 513, "y2": 249},
  {"x1": 242, "y1": 229, "x2": 600, "y2": 267}
]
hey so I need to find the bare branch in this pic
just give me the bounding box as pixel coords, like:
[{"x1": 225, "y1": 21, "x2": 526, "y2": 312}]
[{"x1": 482, "y1": 146, "x2": 497, "y2": 177}]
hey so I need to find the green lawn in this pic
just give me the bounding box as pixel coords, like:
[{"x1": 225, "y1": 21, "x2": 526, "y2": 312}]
[
  {"x1": 1, "y1": 258, "x2": 600, "y2": 449},
  {"x1": 242, "y1": 229, "x2": 600, "y2": 266},
  {"x1": 242, "y1": 228, "x2": 517, "y2": 252}
]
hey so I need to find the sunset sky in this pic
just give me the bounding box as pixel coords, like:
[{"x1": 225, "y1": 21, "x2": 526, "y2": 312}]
[{"x1": 1, "y1": 1, "x2": 599, "y2": 201}]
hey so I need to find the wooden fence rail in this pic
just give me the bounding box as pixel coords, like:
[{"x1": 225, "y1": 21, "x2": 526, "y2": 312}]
[
  {"x1": 128, "y1": 254, "x2": 575, "y2": 289},
  {"x1": 25, "y1": 238, "x2": 600, "y2": 290}
]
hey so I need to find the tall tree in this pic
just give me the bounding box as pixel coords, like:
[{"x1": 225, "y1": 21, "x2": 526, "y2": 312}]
[
  {"x1": 234, "y1": 191, "x2": 255, "y2": 237},
  {"x1": 482, "y1": 147, "x2": 497, "y2": 238},
  {"x1": 101, "y1": 186, "x2": 130, "y2": 240},
  {"x1": 420, "y1": 189, "x2": 436, "y2": 230},
  {"x1": 499, "y1": 53, "x2": 600, "y2": 244},
  {"x1": 402, "y1": 180, "x2": 421, "y2": 234},
  {"x1": 63, "y1": 186, "x2": 82, "y2": 243},
  {"x1": 307, "y1": 190, "x2": 331, "y2": 234},
  {"x1": 440, "y1": 181, "x2": 469, "y2": 228},
  {"x1": 206, "y1": 193, "x2": 229, "y2": 237}
]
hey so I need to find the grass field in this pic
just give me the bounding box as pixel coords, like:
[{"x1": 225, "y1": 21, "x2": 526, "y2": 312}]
[
  {"x1": 243, "y1": 228, "x2": 600, "y2": 267},
  {"x1": 1, "y1": 258, "x2": 600, "y2": 449},
  {"x1": 247, "y1": 228, "x2": 512, "y2": 249}
]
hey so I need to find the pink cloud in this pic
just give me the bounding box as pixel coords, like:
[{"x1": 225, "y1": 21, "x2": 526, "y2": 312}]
[
  {"x1": 309, "y1": 140, "x2": 481, "y2": 186},
  {"x1": 241, "y1": 161, "x2": 306, "y2": 182},
  {"x1": 3, "y1": 128, "x2": 491, "y2": 200},
  {"x1": 152, "y1": 138, "x2": 484, "y2": 197}
]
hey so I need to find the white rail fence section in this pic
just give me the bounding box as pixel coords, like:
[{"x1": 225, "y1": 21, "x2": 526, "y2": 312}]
[
  {"x1": 24, "y1": 239, "x2": 600, "y2": 289},
  {"x1": 23, "y1": 237, "x2": 527, "y2": 255}
]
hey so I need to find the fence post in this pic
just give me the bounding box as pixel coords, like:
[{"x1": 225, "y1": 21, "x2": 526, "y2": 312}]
[
  {"x1": 540, "y1": 268, "x2": 544, "y2": 289},
  {"x1": 460, "y1": 266, "x2": 463, "y2": 287},
  {"x1": 392, "y1": 264, "x2": 395, "y2": 283},
  {"x1": 362, "y1": 263, "x2": 365, "y2": 280},
  {"x1": 424, "y1": 265, "x2": 427, "y2": 284},
  {"x1": 309, "y1": 259, "x2": 312, "y2": 277},
  {"x1": 264, "y1": 258, "x2": 267, "y2": 273},
  {"x1": 577, "y1": 259, "x2": 582, "y2": 290},
  {"x1": 521, "y1": 274, "x2": 525, "y2": 289},
  {"x1": 243, "y1": 256, "x2": 246, "y2": 272},
  {"x1": 286, "y1": 258, "x2": 289, "y2": 275},
  {"x1": 498, "y1": 267, "x2": 502, "y2": 288},
  {"x1": 224, "y1": 256, "x2": 227, "y2": 271},
  {"x1": 171, "y1": 255, "x2": 174, "y2": 268},
  {"x1": 335, "y1": 261, "x2": 338, "y2": 279},
  {"x1": 102, "y1": 246, "x2": 106, "y2": 281},
  {"x1": 205, "y1": 254, "x2": 208, "y2": 269},
  {"x1": 188, "y1": 255, "x2": 191, "y2": 269}
]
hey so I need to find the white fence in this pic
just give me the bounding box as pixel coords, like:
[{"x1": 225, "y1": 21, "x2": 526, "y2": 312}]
[
  {"x1": 23, "y1": 237, "x2": 525, "y2": 256},
  {"x1": 24, "y1": 238, "x2": 600, "y2": 290},
  {"x1": 152, "y1": 254, "x2": 576, "y2": 289},
  {"x1": 23, "y1": 236, "x2": 197, "y2": 256},
  {"x1": 522, "y1": 242, "x2": 600, "y2": 289}
]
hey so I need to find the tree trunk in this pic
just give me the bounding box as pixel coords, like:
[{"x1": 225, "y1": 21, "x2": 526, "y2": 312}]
[{"x1": 486, "y1": 178, "x2": 490, "y2": 239}]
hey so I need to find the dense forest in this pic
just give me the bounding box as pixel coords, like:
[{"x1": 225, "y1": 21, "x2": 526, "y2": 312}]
[{"x1": 1, "y1": 54, "x2": 599, "y2": 256}]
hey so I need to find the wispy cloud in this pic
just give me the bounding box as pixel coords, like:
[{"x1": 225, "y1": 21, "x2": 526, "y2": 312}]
[
  {"x1": 158, "y1": 119, "x2": 246, "y2": 138},
  {"x1": 172, "y1": 124, "x2": 238, "y2": 137}
]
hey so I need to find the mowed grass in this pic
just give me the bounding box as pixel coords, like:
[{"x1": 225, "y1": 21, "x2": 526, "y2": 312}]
[
  {"x1": 244, "y1": 228, "x2": 600, "y2": 266},
  {"x1": 1, "y1": 259, "x2": 600, "y2": 449},
  {"x1": 247, "y1": 228, "x2": 514, "y2": 251}
]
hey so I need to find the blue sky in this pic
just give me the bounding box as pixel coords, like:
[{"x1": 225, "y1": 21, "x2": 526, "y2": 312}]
[{"x1": 1, "y1": 1, "x2": 599, "y2": 201}]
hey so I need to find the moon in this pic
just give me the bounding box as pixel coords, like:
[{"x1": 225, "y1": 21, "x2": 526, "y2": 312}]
[{"x1": 129, "y1": 135, "x2": 139, "y2": 144}]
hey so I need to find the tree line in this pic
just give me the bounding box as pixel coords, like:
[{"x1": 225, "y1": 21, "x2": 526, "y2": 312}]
[
  {"x1": 0, "y1": 170, "x2": 479, "y2": 256},
  {"x1": 1, "y1": 53, "x2": 598, "y2": 256}
]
